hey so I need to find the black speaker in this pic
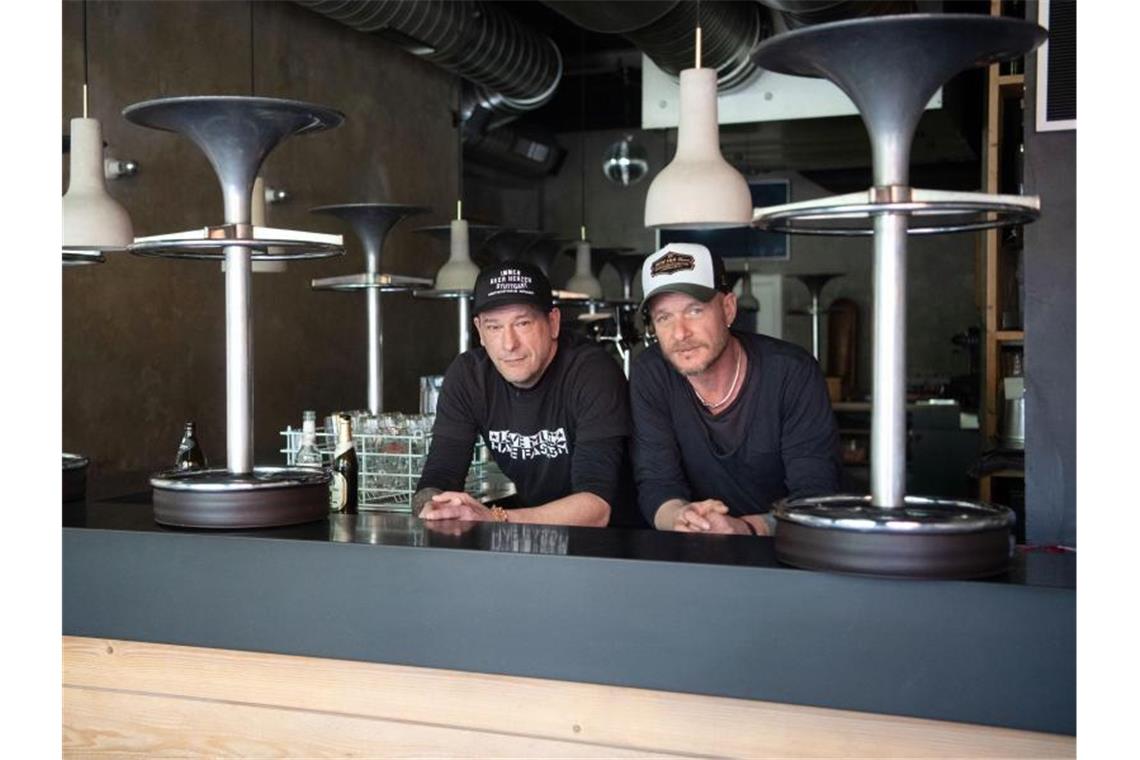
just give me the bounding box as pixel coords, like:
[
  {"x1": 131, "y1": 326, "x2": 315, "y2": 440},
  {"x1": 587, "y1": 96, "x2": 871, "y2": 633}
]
[{"x1": 1036, "y1": 0, "x2": 1076, "y2": 131}]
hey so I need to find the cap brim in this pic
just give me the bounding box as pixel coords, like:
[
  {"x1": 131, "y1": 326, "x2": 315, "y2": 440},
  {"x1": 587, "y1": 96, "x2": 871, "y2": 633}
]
[
  {"x1": 472, "y1": 294, "x2": 551, "y2": 317},
  {"x1": 641, "y1": 283, "x2": 719, "y2": 311}
]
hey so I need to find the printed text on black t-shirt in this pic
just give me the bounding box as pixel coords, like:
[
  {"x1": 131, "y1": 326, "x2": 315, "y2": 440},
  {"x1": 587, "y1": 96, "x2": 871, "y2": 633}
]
[{"x1": 488, "y1": 427, "x2": 568, "y2": 460}]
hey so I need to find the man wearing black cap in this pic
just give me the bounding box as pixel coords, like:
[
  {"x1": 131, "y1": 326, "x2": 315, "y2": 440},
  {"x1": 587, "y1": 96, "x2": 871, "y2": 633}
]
[
  {"x1": 631, "y1": 243, "x2": 841, "y2": 535},
  {"x1": 414, "y1": 261, "x2": 635, "y2": 527}
]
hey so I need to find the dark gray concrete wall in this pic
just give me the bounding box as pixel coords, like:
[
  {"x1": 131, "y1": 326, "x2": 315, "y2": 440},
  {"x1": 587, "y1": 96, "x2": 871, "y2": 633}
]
[
  {"x1": 1023, "y1": 11, "x2": 1077, "y2": 546},
  {"x1": 62, "y1": 1, "x2": 460, "y2": 474},
  {"x1": 540, "y1": 127, "x2": 982, "y2": 399}
]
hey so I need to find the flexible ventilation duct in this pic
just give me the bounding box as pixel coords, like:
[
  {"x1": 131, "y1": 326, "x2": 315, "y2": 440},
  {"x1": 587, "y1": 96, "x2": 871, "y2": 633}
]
[
  {"x1": 298, "y1": 0, "x2": 562, "y2": 117},
  {"x1": 543, "y1": 0, "x2": 772, "y2": 91},
  {"x1": 758, "y1": 1, "x2": 916, "y2": 30}
]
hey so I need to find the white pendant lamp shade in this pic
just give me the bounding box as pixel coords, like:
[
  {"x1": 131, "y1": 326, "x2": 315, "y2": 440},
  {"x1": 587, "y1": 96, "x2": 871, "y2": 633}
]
[
  {"x1": 433, "y1": 216, "x2": 480, "y2": 290},
  {"x1": 63, "y1": 117, "x2": 133, "y2": 250},
  {"x1": 644, "y1": 68, "x2": 752, "y2": 229},
  {"x1": 566, "y1": 239, "x2": 603, "y2": 298}
]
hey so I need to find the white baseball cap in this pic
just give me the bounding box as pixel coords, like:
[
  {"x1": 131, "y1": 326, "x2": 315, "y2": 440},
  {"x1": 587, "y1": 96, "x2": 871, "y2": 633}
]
[{"x1": 640, "y1": 242, "x2": 729, "y2": 309}]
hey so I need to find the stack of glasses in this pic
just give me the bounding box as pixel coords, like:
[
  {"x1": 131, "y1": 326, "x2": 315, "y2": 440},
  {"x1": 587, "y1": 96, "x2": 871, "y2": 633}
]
[{"x1": 281, "y1": 412, "x2": 490, "y2": 512}]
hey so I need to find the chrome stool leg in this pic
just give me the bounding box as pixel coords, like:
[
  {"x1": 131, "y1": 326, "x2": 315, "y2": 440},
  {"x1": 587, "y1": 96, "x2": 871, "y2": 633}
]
[{"x1": 750, "y1": 15, "x2": 1046, "y2": 577}]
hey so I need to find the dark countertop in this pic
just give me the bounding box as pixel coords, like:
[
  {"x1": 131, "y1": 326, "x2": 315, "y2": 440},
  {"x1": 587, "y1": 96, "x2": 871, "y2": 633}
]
[{"x1": 63, "y1": 494, "x2": 1076, "y2": 735}]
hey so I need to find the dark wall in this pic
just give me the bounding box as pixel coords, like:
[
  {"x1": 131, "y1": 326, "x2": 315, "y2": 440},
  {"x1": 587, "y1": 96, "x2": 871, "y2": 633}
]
[
  {"x1": 1023, "y1": 7, "x2": 1077, "y2": 546},
  {"x1": 62, "y1": 1, "x2": 460, "y2": 476}
]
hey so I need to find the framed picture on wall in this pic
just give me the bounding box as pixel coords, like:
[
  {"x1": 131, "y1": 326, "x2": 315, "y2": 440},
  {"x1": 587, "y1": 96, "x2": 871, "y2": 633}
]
[{"x1": 655, "y1": 179, "x2": 791, "y2": 262}]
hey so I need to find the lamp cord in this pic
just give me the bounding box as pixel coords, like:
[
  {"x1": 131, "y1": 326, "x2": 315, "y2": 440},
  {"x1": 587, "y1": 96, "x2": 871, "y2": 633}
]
[
  {"x1": 249, "y1": 1, "x2": 256, "y2": 96},
  {"x1": 81, "y1": 0, "x2": 89, "y2": 116},
  {"x1": 457, "y1": 79, "x2": 463, "y2": 207},
  {"x1": 579, "y1": 28, "x2": 586, "y2": 238},
  {"x1": 695, "y1": 0, "x2": 702, "y2": 68}
]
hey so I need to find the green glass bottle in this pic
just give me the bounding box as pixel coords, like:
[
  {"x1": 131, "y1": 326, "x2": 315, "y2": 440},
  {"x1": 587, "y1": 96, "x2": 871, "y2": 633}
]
[{"x1": 174, "y1": 421, "x2": 206, "y2": 470}]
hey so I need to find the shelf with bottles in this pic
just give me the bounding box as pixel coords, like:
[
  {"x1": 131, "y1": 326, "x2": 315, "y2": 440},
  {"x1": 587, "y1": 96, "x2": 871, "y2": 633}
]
[{"x1": 979, "y1": 0, "x2": 1030, "y2": 453}]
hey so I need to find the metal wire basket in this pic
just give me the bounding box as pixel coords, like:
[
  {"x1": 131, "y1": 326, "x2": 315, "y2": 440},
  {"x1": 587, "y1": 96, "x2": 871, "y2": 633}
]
[{"x1": 281, "y1": 412, "x2": 490, "y2": 512}]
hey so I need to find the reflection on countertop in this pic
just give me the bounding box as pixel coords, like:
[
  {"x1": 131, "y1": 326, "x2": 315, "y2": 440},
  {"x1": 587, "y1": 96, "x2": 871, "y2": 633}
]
[
  {"x1": 329, "y1": 514, "x2": 571, "y2": 556},
  {"x1": 63, "y1": 492, "x2": 1075, "y2": 587}
]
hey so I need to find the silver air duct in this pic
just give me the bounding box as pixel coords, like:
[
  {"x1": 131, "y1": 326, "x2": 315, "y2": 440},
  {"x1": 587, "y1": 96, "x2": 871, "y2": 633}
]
[
  {"x1": 542, "y1": 0, "x2": 772, "y2": 92},
  {"x1": 298, "y1": 0, "x2": 563, "y2": 127},
  {"x1": 758, "y1": 1, "x2": 917, "y2": 30}
]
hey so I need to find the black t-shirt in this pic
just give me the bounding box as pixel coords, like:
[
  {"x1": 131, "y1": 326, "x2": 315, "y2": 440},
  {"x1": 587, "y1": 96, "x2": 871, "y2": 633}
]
[
  {"x1": 417, "y1": 332, "x2": 639, "y2": 522},
  {"x1": 630, "y1": 331, "x2": 841, "y2": 524}
]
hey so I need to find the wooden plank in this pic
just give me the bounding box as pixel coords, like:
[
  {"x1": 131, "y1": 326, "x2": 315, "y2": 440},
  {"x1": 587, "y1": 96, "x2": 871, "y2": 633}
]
[
  {"x1": 63, "y1": 637, "x2": 1075, "y2": 759},
  {"x1": 63, "y1": 687, "x2": 661, "y2": 758},
  {"x1": 981, "y1": 50, "x2": 1003, "y2": 443},
  {"x1": 984, "y1": 331, "x2": 1000, "y2": 441},
  {"x1": 995, "y1": 330, "x2": 1026, "y2": 343},
  {"x1": 998, "y1": 73, "x2": 1026, "y2": 95}
]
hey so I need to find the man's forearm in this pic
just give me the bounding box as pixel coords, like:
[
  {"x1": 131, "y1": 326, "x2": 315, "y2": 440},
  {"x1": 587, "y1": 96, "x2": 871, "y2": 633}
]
[
  {"x1": 509, "y1": 491, "x2": 611, "y2": 527},
  {"x1": 411, "y1": 487, "x2": 442, "y2": 517}
]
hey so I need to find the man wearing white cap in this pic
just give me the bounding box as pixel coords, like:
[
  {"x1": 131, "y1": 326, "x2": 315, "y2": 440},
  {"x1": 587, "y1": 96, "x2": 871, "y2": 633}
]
[{"x1": 631, "y1": 243, "x2": 841, "y2": 535}]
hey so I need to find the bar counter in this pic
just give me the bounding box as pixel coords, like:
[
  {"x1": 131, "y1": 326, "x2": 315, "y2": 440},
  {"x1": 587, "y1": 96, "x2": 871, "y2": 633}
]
[{"x1": 63, "y1": 493, "x2": 1076, "y2": 757}]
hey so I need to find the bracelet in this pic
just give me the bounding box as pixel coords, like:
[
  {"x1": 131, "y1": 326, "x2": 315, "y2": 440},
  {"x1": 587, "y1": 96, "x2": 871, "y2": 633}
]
[
  {"x1": 740, "y1": 517, "x2": 758, "y2": 535},
  {"x1": 490, "y1": 506, "x2": 510, "y2": 523}
]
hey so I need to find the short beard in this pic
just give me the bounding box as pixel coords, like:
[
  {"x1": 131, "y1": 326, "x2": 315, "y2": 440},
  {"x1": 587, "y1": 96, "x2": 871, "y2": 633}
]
[{"x1": 674, "y1": 331, "x2": 731, "y2": 377}]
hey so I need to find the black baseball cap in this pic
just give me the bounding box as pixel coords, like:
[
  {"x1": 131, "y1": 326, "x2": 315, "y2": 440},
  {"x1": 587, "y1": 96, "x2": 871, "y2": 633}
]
[{"x1": 472, "y1": 261, "x2": 554, "y2": 317}]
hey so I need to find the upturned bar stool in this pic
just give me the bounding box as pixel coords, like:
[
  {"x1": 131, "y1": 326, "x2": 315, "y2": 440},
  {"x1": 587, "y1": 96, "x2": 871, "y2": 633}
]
[
  {"x1": 125, "y1": 96, "x2": 345, "y2": 528},
  {"x1": 310, "y1": 203, "x2": 432, "y2": 415},
  {"x1": 749, "y1": 15, "x2": 1046, "y2": 578}
]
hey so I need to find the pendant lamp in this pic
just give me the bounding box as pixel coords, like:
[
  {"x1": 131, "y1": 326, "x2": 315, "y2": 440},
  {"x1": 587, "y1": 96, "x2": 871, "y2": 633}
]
[
  {"x1": 62, "y1": 87, "x2": 134, "y2": 254},
  {"x1": 738, "y1": 265, "x2": 760, "y2": 312},
  {"x1": 566, "y1": 227, "x2": 603, "y2": 298},
  {"x1": 644, "y1": 27, "x2": 752, "y2": 229},
  {"x1": 433, "y1": 201, "x2": 480, "y2": 290},
  {"x1": 565, "y1": 50, "x2": 603, "y2": 299}
]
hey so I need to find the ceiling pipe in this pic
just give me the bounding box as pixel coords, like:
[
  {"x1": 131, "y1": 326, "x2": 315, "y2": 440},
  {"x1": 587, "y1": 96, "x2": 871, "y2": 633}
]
[
  {"x1": 298, "y1": 0, "x2": 562, "y2": 134},
  {"x1": 758, "y1": 1, "x2": 917, "y2": 30},
  {"x1": 542, "y1": 0, "x2": 771, "y2": 92}
]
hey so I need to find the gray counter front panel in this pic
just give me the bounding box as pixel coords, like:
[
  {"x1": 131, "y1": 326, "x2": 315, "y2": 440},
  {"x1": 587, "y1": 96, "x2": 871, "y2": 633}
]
[{"x1": 63, "y1": 512, "x2": 1075, "y2": 735}]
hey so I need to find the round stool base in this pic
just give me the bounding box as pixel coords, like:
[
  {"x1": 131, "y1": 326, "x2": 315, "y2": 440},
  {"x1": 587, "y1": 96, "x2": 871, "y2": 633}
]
[
  {"x1": 151, "y1": 467, "x2": 330, "y2": 529},
  {"x1": 773, "y1": 495, "x2": 1015, "y2": 579},
  {"x1": 63, "y1": 453, "x2": 89, "y2": 503}
]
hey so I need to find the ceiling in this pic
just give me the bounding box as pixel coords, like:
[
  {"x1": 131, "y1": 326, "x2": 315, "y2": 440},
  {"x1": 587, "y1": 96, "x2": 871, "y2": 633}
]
[{"x1": 496, "y1": 1, "x2": 992, "y2": 192}]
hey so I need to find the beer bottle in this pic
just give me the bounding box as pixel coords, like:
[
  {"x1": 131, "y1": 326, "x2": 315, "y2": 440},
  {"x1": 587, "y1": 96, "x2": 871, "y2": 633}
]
[
  {"x1": 174, "y1": 421, "x2": 207, "y2": 470},
  {"x1": 329, "y1": 414, "x2": 358, "y2": 514},
  {"x1": 295, "y1": 410, "x2": 324, "y2": 468}
]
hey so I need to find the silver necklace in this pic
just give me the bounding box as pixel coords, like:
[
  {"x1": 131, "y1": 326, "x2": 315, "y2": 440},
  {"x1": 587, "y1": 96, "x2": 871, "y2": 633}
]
[{"x1": 693, "y1": 342, "x2": 742, "y2": 410}]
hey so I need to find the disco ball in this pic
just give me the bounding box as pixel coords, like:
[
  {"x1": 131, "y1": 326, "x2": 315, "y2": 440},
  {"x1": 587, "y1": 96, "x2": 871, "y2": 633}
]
[{"x1": 601, "y1": 135, "x2": 649, "y2": 187}]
